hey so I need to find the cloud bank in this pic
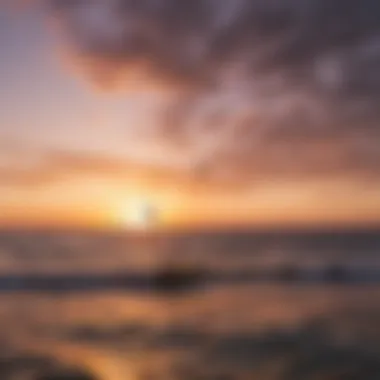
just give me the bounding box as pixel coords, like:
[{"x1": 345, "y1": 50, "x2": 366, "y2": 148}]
[
  {"x1": 45, "y1": 0, "x2": 380, "y2": 182},
  {"x1": 0, "y1": 146, "x2": 193, "y2": 190}
]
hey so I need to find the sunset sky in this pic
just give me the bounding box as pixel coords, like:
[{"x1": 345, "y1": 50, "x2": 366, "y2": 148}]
[{"x1": 1, "y1": 0, "x2": 380, "y2": 230}]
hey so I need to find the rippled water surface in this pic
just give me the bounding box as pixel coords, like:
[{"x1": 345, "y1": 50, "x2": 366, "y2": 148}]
[{"x1": 1, "y1": 229, "x2": 380, "y2": 379}]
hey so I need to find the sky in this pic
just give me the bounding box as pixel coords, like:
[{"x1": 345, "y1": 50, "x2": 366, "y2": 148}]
[{"x1": 1, "y1": 0, "x2": 380, "y2": 230}]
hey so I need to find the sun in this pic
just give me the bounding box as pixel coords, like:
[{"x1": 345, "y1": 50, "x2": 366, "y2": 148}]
[{"x1": 120, "y1": 198, "x2": 157, "y2": 230}]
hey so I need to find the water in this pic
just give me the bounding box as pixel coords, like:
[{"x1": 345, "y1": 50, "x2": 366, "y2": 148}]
[{"x1": 0, "y1": 229, "x2": 380, "y2": 379}]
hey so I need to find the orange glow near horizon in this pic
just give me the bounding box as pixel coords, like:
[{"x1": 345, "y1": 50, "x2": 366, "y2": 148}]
[
  {"x1": 2, "y1": 203, "x2": 380, "y2": 231},
  {"x1": 1, "y1": 174, "x2": 380, "y2": 231}
]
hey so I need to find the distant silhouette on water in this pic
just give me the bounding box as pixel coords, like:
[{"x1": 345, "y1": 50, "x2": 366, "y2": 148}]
[
  {"x1": 152, "y1": 264, "x2": 206, "y2": 292},
  {"x1": 324, "y1": 264, "x2": 349, "y2": 283},
  {"x1": 36, "y1": 370, "x2": 96, "y2": 380},
  {"x1": 274, "y1": 264, "x2": 301, "y2": 282}
]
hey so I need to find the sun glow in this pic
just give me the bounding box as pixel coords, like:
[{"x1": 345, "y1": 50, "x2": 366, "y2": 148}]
[{"x1": 119, "y1": 197, "x2": 157, "y2": 230}]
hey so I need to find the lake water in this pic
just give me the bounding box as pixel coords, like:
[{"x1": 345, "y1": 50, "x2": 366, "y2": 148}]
[{"x1": 0, "y1": 229, "x2": 380, "y2": 379}]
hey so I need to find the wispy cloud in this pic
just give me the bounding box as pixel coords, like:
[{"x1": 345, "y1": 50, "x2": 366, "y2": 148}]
[
  {"x1": 34, "y1": 0, "x2": 380, "y2": 183},
  {"x1": 0, "y1": 144, "x2": 200, "y2": 191}
]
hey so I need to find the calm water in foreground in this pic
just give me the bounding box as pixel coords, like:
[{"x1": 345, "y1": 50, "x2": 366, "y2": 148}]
[{"x1": 0, "y1": 229, "x2": 380, "y2": 379}]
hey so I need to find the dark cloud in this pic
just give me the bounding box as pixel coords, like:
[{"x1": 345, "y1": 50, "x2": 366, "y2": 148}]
[{"x1": 45, "y1": 0, "x2": 380, "y2": 182}]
